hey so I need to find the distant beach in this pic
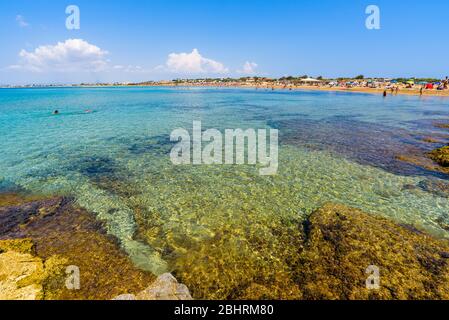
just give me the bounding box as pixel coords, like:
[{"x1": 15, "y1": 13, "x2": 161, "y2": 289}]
[
  {"x1": 159, "y1": 83, "x2": 449, "y2": 97},
  {"x1": 4, "y1": 76, "x2": 449, "y2": 98}
]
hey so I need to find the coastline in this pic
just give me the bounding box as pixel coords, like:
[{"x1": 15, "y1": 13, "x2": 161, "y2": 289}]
[
  {"x1": 2, "y1": 84, "x2": 449, "y2": 97},
  {"x1": 164, "y1": 83, "x2": 449, "y2": 97}
]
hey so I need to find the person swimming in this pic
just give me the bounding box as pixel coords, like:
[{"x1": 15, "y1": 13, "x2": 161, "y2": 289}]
[{"x1": 53, "y1": 110, "x2": 59, "y2": 115}]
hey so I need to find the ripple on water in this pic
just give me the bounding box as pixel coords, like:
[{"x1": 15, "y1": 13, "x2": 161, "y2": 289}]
[{"x1": 270, "y1": 117, "x2": 449, "y2": 179}]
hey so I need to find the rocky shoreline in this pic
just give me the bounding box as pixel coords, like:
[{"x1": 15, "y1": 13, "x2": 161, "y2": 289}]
[
  {"x1": 2, "y1": 193, "x2": 449, "y2": 300},
  {"x1": 0, "y1": 194, "x2": 155, "y2": 300}
]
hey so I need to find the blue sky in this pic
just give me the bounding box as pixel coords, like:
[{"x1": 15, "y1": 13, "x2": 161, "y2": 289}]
[{"x1": 1, "y1": 0, "x2": 448, "y2": 84}]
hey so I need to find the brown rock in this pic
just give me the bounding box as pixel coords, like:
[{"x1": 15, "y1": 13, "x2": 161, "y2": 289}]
[
  {"x1": 429, "y1": 146, "x2": 449, "y2": 167},
  {"x1": 0, "y1": 251, "x2": 44, "y2": 300},
  {"x1": 298, "y1": 203, "x2": 449, "y2": 300},
  {"x1": 135, "y1": 273, "x2": 193, "y2": 300},
  {"x1": 0, "y1": 196, "x2": 155, "y2": 300}
]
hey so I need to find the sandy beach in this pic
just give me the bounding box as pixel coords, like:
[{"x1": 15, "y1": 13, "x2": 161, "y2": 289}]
[{"x1": 146, "y1": 82, "x2": 449, "y2": 97}]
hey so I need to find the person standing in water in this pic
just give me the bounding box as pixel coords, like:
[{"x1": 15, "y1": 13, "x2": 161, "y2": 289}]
[{"x1": 383, "y1": 89, "x2": 387, "y2": 97}]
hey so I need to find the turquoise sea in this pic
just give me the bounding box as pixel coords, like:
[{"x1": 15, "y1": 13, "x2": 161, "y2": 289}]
[{"x1": 1, "y1": 87, "x2": 449, "y2": 297}]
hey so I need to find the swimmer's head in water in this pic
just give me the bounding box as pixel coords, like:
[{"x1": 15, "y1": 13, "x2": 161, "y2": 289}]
[{"x1": 53, "y1": 110, "x2": 59, "y2": 115}]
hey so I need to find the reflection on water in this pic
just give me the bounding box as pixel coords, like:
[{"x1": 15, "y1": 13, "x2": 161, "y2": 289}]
[{"x1": 0, "y1": 87, "x2": 449, "y2": 297}]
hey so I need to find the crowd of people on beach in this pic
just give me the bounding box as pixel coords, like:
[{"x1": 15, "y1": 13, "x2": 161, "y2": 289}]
[{"x1": 151, "y1": 76, "x2": 449, "y2": 96}]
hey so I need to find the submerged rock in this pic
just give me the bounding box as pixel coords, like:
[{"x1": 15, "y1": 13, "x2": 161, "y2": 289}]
[
  {"x1": 429, "y1": 146, "x2": 449, "y2": 167},
  {"x1": 422, "y1": 137, "x2": 443, "y2": 144},
  {"x1": 436, "y1": 214, "x2": 449, "y2": 232},
  {"x1": 435, "y1": 123, "x2": 449, "y2": 129},
  {"x1": 298, "y1": 203, "x2": 449, "y2": 300},
  {"x1": 112, "y1": 273, "x2": 193, "y2": 300},
  {"x1": 418, "y1": 179, "x2": 449, "y2": 198},
  {"x1": 271, "y1": 118, "x2": 445, "y2": 178},
  {"x1": 396, "y1": 153, "x2": 449, "y2": 176}
]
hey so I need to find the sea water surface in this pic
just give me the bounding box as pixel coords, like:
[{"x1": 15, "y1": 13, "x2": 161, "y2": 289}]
[{"x1": 1, "y1": 87, "x2": 449, "y2": 298}]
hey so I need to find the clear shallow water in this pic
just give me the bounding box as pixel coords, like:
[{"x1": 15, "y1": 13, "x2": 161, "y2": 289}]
[{"x1": 1, "y1": 87, "x2": 449, "y2": 294}]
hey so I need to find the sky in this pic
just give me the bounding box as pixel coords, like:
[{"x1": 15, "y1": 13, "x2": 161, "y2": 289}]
[{"x1": 0, "y1": 0, "x2": 448, "y2": 85}]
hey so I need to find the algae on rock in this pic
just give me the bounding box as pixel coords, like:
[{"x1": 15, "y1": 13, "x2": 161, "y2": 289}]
[
  {"x1": 298, "y1": 203, "x2": 449, "y2": 300},
  {"x1": 429, "y1": 146, "x2": 449, "y2": 167},
  {"x1": 0, "y1": 195, "x2": 156, "y2": 300}
]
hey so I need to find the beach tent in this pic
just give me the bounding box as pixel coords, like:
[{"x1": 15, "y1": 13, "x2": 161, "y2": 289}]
[
  {"x1": 300, "y1": 78, "x2": 321, "y2": 83},
  {"x1": 300, "y1": 78, "x2": 322, "y2": 85}
]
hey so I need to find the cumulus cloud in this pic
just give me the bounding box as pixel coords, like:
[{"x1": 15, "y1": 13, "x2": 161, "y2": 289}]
[
  {"x1": 16, "y1": 15, "x2": 29, "y2": 28},
  {"x1": 10, "y1": 39, "x2": 109, "y2": 72},
  {"x1": 238, "y1": 61, "x2": 258, "y2": 74},
  {"x1": 164, "y1": 49, "x2": 228, "y2": 74}
]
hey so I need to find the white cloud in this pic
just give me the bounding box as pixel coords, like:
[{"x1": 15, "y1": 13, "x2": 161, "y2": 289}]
[
  {"x1": 10, "y1": 39, "x2": 109, "y2": 72},
  {"x1": 113, "y1": 65, "x2": 145, "y2": 73},
  {"x1": 164, "y1": 49, "x2": 228, "y2": 74},
  {"x1": 238, "y1": 61, "x2": 258, "y2": 75},
  {"x1": 16, "y1": 15, "x2": 29, "y2": 28}
]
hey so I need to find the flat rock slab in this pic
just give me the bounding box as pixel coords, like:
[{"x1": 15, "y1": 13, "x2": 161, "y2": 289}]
[
  {"x1": 0, "y1": 251, "x2": 44, "y2": 300},
  {"x1": 113, "y1": 273, "x2": 193, "y2": 300}
]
